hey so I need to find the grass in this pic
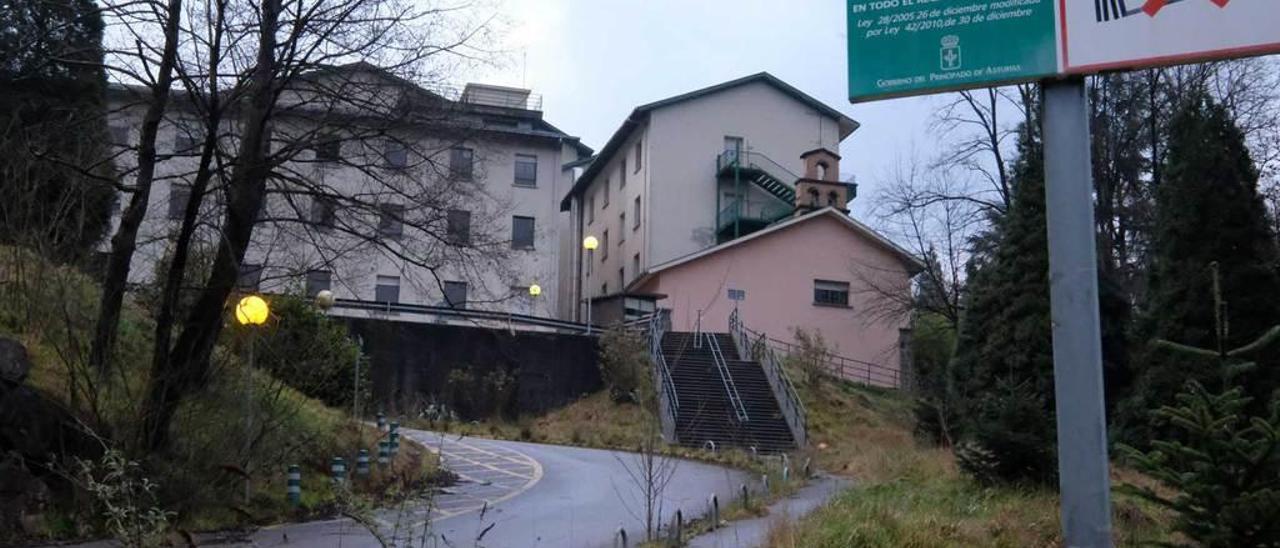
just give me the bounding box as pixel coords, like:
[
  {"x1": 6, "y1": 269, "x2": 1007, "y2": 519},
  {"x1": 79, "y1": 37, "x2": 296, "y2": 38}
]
[
  {"x1": 764, "y1": 375, "x2": 1176, "y2": 547},
  {"x1": 0, "y1": 246, "x2": 438, "y2": 543}
]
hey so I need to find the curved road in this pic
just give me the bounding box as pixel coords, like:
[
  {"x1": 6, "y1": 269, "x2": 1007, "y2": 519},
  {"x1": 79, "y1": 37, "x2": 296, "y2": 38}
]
[{"x1": 217, "y1": 429, "x2": 751, "y2": 547}]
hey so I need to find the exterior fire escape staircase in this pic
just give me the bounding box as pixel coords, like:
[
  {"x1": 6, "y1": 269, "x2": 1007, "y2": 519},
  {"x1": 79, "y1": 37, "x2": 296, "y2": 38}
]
[{"x1": 715, "y1": 151, "x2": 799, "y2": 243}]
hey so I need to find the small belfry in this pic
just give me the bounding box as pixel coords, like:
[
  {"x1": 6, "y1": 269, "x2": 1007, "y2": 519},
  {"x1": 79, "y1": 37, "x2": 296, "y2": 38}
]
[{"x1": 794, "y1": 148, "x2": 852, "y2": 215}]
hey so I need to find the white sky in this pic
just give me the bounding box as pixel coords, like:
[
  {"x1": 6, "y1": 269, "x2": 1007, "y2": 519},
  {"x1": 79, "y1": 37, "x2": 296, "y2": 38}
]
[{"x1": 465, "y1": 0, "x2": 947, "y2": 218}]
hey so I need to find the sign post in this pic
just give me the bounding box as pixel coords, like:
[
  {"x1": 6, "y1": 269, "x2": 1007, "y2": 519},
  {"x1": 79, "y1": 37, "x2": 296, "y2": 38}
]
[
  {"x1": 1042, "y1": 77, "x2": 1113, "y2": 548},
  {"x1": 846, "y1": 2, "x2": 1280, "y2": 547}
]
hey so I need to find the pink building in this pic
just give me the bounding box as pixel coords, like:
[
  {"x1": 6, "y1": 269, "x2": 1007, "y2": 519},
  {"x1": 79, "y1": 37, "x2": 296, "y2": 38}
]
[{"x1": 629, "y1": 206, "x2": 923, "y2": 386}]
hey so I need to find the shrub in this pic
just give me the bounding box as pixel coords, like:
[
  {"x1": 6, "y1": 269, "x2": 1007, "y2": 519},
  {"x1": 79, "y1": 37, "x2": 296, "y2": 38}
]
[
  {"x1": 787, "y1": 328, "x2": 829, "y2": 386},
  {"x1": 1119, "y1": 382, "x2": 1280, "y2": 547},
  {"x1": 444, "y1": 367, "x2": 515, "y2": 419},
  {"x1": 598, "y1": 326, "x2": 650, "y2": 404}
]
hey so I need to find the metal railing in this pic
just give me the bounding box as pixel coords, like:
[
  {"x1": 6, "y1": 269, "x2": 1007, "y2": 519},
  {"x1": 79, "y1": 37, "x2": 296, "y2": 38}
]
[
  {"x1": 330, "y1": 298, "x2": 600, "y2": 335},
  {"x1": 743, "y1": 328, "x2": 903, "y2": 388},
  {"x1": 643, "y1": 310, "x2": 679, "y2": 443},
  {"x1": 717, "y1": 199, "x2": 793, "y2": 231},
  {"x1": 717, "y1": 150, "x2": 802, "y2": 185},
  {"x1": 706, "y1": 332, "x2": 749, "y2": 423},
  {"x1": 729, "y1": 309, "x2": 807, "y2": 446}
]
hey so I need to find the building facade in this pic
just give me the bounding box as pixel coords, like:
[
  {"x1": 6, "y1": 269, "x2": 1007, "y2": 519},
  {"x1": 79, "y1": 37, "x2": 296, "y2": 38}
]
[{"x1": 104, "y1": 63, "x2": 590, "y2": 321}]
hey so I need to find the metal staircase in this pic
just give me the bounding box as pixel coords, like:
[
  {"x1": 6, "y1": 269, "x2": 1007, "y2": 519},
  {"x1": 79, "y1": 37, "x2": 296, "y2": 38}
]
[{"x1": 716, "y1": 151, "x2": 799, "y2": 242}]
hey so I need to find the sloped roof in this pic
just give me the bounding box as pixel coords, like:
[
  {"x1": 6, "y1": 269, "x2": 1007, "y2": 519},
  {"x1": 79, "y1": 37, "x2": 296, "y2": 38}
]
[
  {"x1": 559, "y1": 72, "x2": 860, "y2": 211},
  {"x1": 627, "y1": 207, "x2": 925, "y2": 292}
]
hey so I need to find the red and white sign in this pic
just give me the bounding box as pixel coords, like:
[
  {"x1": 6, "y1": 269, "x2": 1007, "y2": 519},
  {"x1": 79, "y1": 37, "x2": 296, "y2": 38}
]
[{"x1": 1060, "y1": 0, "x2": 1280, "y2": 74}]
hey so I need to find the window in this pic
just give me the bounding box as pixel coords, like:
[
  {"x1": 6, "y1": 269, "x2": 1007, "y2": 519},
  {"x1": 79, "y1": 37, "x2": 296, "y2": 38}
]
[
  {"x1": 514, "y1": 153, "x2": 538, "y2": 186},
  {"x1": 723, "y1": 136, "x2": 743, "y2": 162},
  {"x1": 378, "y1": 204, "x2": 404, "y2": 239},
  {"x1": 237, "y1": 263, "x2": 263, "y2": 291},
  {"x1": 827, "y1": 191, "x2": 841, "y2": 207},
  {"x1": 807, "y1": 188, "x2": 820, "y2": 207},
  {"x1": 512, "y1": 216, "x2": 535, "y2": 249},
  {"x1": 602, "y1": 178, "x2": 610, "y2": 206},
  {"x1": 168, "y1": 183, "x2": 192, "y2": 220},
  {"x1": 587, "y1": 194, "x2": 595, "y2": 224},
  {"x1": 632, "y1": 253, "x2": 640, "y2": 277},
  {"x1": 618, "y1": 212, "x2": 626, "y2": 242},
  {"x1": 305, "y1": 270, "x2": 331, "y2": 297},
  {"x1": 634, "y1": 142, "x2": 642, "y2": 172},
  {"x1": 602, "y1": 230, "x2": 609, "y2": 260},
  {"x1": 601, "y1": 282, "x2": 608, "y2": 295},
  {"x1": 814, "y1": 280, "x2": 850, "y2": 307},
  {"x1": 173, "y1": 122, "x2": 202, "y2": 154},
  {"x1": 313, "y1": 137, "x2": 341, "y2": 163},
  {"x1": 375, "y1": 275, "x2": 400, "y2": 303},
  {"x1": 620, "y1": 159, "x2": 627, "y2": 187},
  {"x1": 384, "y1": 140, "x2": 408, "y2": 168},
  {"x1": 443, "y1": 281, "x2": 468, "y2": 309},
  {"x1": 618, "y1": 268, "x2": 624, "y2": 291},
  {"x1": 447, "y1": 209, "x2": 471, "y2": 245},
  {"x1": 633, "y1": 196, "x2": 641, "y2": 230},
  {"x1": 311, "y1": 196, "x2": 337, "y2": 230},
  {"x1": 450, "y1": 147, "x2": 474, "y2": 180},
  {"x1": 110, "y1": 125, "x2": 130, "y2": 146}
]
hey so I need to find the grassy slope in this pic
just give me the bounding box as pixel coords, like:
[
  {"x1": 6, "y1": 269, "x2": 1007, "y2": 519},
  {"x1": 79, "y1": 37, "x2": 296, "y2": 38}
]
[
  {"x1": 0, "y1": 247, "x2": 435, "y2": 540},
  {"x1": 771, "y1": 379, "x2": 1173, "y2": 547}
]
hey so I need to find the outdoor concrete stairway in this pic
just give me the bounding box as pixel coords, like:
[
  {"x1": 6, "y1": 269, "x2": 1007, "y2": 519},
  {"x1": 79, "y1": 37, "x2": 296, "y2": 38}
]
[{"x1": 661, "y1": 331, "x2": 796, "y2": 453}]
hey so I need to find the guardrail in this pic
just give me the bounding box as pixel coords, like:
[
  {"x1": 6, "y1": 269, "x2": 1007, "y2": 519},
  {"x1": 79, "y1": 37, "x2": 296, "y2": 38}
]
[
  {"x1": 330, "y1": 298, "x2": 601, "y2": 335},
  {"x1": 642, "y1": 310, "x2": 679, "y2": 442},
  {"x1": 743, "y1": 328, "x2": 903, "y2": 388},
  {"x1": 717, "y1": 150, "x2": 802, "y2": 184},
  {"x1": 729, "y1": 309, "x2": 806, "y2": 446},
  {"x1": 706, "y1": 332, "x2": 749, "y2": 423}
]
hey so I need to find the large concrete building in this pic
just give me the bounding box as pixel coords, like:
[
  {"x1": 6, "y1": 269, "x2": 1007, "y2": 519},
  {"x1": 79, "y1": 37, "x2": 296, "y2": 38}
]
[{"x1": 105, "y1": 63, "x2": 590, "y2": 320}]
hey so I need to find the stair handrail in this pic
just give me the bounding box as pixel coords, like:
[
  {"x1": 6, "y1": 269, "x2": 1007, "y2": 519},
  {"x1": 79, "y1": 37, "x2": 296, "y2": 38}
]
[
  {"x1": 728, "y1": 309, "x2": 807, "y2": 446},
  {"x1": 705, "y1": 332, "x2": 749, "y2": 423},
  {"x1": 646, "y1": 309, "x2": 679, "y2": 442},
  {"x1": 717, "y1": 150, "x2": 802, "y2": 189}
]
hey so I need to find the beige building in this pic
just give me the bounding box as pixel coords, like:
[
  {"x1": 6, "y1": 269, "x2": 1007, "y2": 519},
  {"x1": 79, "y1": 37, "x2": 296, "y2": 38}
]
[
  {"x1": 558, "y1": 73, "x2": 860, "y2": 322},
  {"x1": 104, "y1": 63, "x2": 590, "y2": 320}
]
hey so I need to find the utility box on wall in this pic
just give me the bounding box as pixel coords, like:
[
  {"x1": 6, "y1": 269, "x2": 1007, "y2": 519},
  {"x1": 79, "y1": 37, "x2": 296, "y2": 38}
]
[{"x1": 346, "y1": 319, "x2": 601, "y2": 419}]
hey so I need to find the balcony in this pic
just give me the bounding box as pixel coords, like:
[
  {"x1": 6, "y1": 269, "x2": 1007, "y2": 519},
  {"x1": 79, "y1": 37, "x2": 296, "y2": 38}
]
[{"x1": 717, "y1": 199, "x2": 792, "y2": 242}]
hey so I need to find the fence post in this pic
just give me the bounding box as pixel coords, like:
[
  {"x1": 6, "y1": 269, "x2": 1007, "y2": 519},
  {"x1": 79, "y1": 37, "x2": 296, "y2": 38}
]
[
  {"x1": 377, "y1": 440, "x2": 390, "y2": 467},
  {"x1": 356, "y1": 449, "x2": 370, "y2": 477},
  {"x1": 330, "y1": 457, "x2": 347, "y2": 485},
  {"x1": 709, "y1": 493, "x2": 720, "y2": 530}
]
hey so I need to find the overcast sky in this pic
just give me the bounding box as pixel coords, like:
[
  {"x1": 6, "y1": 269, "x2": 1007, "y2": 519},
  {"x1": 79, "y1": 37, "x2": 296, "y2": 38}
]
[{"x1": 466, "y1": 0, "x2": 949, "y2": 218}]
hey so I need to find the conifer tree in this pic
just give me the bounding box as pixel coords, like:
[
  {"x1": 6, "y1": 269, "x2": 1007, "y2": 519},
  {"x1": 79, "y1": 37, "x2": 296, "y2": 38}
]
[
  {"x1": 950, "y1": 118, "x2": 1059, "y2": 485},
  {"x1": 1119, "y1": 92, "x2": 1280, "y2": 443}
]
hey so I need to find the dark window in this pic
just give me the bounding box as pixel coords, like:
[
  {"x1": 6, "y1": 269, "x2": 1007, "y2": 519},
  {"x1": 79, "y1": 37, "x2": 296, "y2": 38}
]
[
  {"x1": 514, "y1": 153, "x2": 537, "y2": 186},
  {"x1": 618, "y1": 212, "x2": 626, "y2": 242},
  {"x1": 602, "y1": 178, "x2": 610, "y2": 206},
  {"x1": 633, "y1": 253, "x2": 640, "y2": 276},
  {"x1": 313, "y1": 137, "x2": 341, "y2": 163},
  {"x1": 634, "y1": 142, "x2": 642, "y2": 172},
  {"x1": 173, "y1": 123, "x2": 202, "y2": 153},
  {"x1": 827, "y1": 191, "x2": 840, "y2": 207},
  {"x1": 311, "y1": 197, "x2": 337, "y2": 230},
  {"x1": 384, "y1": 140, "x2": 408, "y2": 168},
  {"x1": 447, "y1": 209, "x2": 471, "y2": 245},
  {"x1": 587, "y1": 194, "x2": 595, "y2": 224},
  {"x1": 443, "y1": 281, "x2": 468, "y2": 309},
  {"x1": 633, "y1": 196, "x2": 642, "y2": 229},
  {"x1": 110, "y1": 125, "x2": 130, "y2": 146},
  {"x1": 512, "y1": 216, "x2": 535, "y2": 249},
  {"x1": 378, "y1": 204, "x2": 404, "y2": 239},
  {"x1": 620, "y1": 159, "x2": 627, "y2": 187},
  {"x1": 237, "y1": 263, "x2": 263, "y2": 291},
  {"x1": 375, "y1": 275, "x2": 400, "y2": 303},
  {"x1": 168, "y1": 183, "x2": 192, "y2": 220},
  {"x1": 618, "y1": 268, "x2": 624, "y2": 291},
  {"x1": 807, "y1": 188, "x2": 820, "y2": 207},
  {"x1": 814, "y1": 280, "x2": 850, "y2": 307},
  {"x1": 450, "y1": 147, "x2": 474, "y2": 180},
  {"x1": 602, "y1": 230, "x2": 609, "y2": 260},
  {"x1": 305, "y1": 270, "x2": 331, "y2": 296},
  {"x1": 601, "y1": 282, "x2": 608, "y2": 295}
]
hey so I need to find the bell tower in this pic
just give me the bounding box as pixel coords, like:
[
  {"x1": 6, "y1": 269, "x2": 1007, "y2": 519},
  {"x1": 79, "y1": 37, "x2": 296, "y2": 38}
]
[{"x1": 795, "y1": 148, "x2": 852, "y2": 215}]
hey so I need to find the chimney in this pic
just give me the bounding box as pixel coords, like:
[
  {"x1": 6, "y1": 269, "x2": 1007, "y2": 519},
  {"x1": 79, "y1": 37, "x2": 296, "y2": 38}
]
[{"x1": 795, "y1": 148, "x2": 851, "y2": 215}]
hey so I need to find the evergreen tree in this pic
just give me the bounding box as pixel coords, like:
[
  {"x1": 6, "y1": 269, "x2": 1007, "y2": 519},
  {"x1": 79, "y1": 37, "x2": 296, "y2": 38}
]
[
  {"x1": 1119, "y1": 92, "x2": 1280, "y2": 443},
  {"x1": 949, "y1": 119, "x2": 1058, "y2": 485},
  {"x1": 0, "y1": 0, "x2": 116, "y2": 259}
]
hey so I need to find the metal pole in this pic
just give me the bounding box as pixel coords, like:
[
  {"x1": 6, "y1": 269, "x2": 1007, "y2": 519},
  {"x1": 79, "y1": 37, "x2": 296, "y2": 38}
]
[
  {"x1": 586, "y1": 268, "x2": 592, "y2": 335},
  {"x1": 1042, "y1": 77, "x2": 1113, "y2": 548},
  {"x1": 353, "y1": 335, "x2": 362, "y2": 420},
  {"x1": 243, "y1": 330, "x2": 254, "y2": 504}
]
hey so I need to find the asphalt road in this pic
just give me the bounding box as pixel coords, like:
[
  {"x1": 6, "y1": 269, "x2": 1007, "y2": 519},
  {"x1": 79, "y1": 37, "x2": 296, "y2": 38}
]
[{"x1": 195, "y1": 429, "x2": 751, "y2": 548}]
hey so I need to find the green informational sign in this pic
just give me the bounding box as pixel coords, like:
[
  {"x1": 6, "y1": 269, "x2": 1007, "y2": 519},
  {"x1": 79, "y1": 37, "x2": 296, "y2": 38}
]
[{"x1": 847, "y1": 0, "x2": 1059, "y2": 102}]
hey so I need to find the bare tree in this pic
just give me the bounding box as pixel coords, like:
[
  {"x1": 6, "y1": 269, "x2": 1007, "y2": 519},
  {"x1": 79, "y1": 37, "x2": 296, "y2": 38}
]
[{"x1": 82, "y1": 0, "x2": 505, "y2": 449}]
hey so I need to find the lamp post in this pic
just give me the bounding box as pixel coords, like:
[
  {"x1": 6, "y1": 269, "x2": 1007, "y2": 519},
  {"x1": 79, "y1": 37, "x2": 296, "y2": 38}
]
[
  {"x1": 582, "y1": 236, "x2": 599, "y2": 334},
  {"x1": 527, "y1": 283, "x2": 542, "y2": 317},
  {"x1": 314, "y1": 289, "x2": 363, "y2": 423},
  {"x1": 235, "y1": 294, "x2": 270, "y2": 503}
]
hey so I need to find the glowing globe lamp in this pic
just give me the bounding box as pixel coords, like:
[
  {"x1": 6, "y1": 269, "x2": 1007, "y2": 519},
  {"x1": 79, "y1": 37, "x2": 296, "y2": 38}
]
[{"x1": 235, "y1": 295, "x2": 270, "y2": 325}]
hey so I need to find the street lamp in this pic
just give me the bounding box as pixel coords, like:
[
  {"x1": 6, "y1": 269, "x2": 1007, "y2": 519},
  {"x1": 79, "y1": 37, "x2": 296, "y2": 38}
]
[
  {"x1": 235, "y1": 294, "x2": 269, "y2": 503},
  {"x1": 582, "y1": 236, "x2": 599, "y2": 334}
]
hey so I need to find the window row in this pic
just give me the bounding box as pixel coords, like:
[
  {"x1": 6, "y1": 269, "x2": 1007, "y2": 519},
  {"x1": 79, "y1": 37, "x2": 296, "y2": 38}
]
[
  {"x1": 235, "y1": 267, "x2": 471, "y2": 309},
  {"x1": 171, "y1": 188, "x2": 538, "y2": 249}
]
